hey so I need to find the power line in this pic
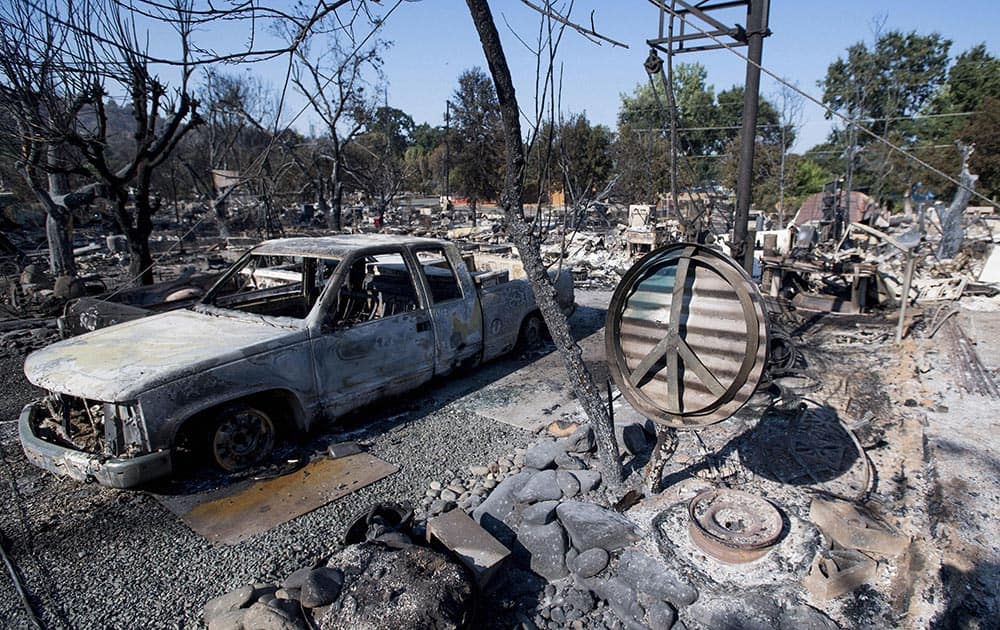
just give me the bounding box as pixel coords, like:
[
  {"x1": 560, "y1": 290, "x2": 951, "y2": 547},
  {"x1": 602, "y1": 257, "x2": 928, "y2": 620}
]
[{"x1": 656, "y1": 6, "x2": 999, "y2": 210}]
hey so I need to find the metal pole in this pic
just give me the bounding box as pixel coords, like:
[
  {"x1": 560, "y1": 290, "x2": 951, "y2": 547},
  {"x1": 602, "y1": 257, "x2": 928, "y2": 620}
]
[
  {"x1": 733, "y1": 0, "x2": 767, "y2": 270},
  {"x1": 444, "y1": 100, "x2": 451, "y2": 206},
  {"x1": 896, "y1": 252, "x2": 916, "y2": 344}
]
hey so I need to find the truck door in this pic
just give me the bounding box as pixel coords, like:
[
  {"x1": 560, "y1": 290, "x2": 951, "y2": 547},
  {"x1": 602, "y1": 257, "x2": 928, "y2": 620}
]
[
  {"x1": 311, "y1": 249, "x2": 436, "y2": 418},
  {"x1": 413, "y1": 246, "x2": 483, "y2": 374}
]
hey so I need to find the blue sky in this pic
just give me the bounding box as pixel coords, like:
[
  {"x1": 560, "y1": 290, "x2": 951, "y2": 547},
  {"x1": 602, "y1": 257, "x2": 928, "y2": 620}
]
[{"x1": 181, "y1": 1, "x2": 1000, "y2": 152}]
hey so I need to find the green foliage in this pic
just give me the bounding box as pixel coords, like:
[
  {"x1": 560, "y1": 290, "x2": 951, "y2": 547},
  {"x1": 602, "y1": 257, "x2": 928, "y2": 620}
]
[
  {"x1": 614, "y1": 62, "x2": 787, "y2": 203},
  {"x1": 821, "y1": 30, "x2": 951, "y2": 138},
  {"x1": 450, "y1": 67, "x2": 503, "y2": 207},
  {"x1": 961, "y1": 97, "x2": 1000, "y2": 200}
]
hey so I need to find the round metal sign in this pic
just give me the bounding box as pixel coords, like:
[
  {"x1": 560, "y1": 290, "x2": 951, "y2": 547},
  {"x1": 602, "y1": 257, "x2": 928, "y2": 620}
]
[{"x1": 605, "y1": 243, "x2": 769, "y2": 427}]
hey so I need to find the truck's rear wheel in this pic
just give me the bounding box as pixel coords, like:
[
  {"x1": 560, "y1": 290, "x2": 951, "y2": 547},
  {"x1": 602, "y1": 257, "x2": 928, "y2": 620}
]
[
  {"x1": 211, "y1": 404, "x2": 276, "y2": 472},
  {"x1": 519, "y1": 313, "x2": 547, "y2": 350}
]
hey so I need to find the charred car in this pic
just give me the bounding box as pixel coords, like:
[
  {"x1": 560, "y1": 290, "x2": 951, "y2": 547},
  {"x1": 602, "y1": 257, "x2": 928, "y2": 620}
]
[{"x1": 19, "y1": 235, "x2": 573, "y2": 487}]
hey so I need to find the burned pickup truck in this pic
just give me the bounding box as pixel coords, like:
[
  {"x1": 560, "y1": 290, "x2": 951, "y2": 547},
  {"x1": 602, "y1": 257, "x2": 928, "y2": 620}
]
[{"x1": 19, "y1": 235, "x2": 573, "y2": 487}]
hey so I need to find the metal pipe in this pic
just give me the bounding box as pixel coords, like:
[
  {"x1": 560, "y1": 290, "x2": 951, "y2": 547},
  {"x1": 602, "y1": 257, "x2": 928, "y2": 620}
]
[
  {"x1": 732, "y1": 0, "x2": 767, "y2": 271},
  {"x1": 896, "y1": 252, "x2": 916, "y2": 344}
]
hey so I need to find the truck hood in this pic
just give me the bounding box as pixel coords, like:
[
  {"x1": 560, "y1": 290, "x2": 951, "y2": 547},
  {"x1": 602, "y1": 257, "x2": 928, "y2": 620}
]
[{"x1": 24, "y1": 309, "x2": 306, "y2": 401}]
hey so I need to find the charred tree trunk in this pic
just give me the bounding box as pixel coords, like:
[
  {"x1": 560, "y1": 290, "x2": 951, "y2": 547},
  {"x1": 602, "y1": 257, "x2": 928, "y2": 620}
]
[
  {"x1": 44, "y1": 147, "x2": 75, "y2": 278},
  {"x1": 330, "y1": 159, "x2": 344, "y2": 231},
  {"x1": 465, "y1": 0, "x2": 622, "y2": 486},
  {"x1": 937, "y1": 142, "x2": 977, "y2": 260}
]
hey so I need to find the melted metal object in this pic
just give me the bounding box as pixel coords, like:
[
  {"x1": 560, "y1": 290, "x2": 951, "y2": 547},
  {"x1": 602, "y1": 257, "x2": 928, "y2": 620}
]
[{"x1": 687, "y1": 488, "x2": 782, "y2": 563}]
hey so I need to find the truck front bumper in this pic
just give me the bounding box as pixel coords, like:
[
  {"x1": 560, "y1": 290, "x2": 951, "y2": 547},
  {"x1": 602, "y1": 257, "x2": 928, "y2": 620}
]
[{"x1": 18, "y1": 401, "x2": 172, "y2": 489}]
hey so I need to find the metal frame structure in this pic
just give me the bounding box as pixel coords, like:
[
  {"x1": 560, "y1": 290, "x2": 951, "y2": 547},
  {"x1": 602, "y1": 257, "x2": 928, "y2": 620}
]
[{"x1": 644, "y1": 1, "x2": 771, "y2": 270}]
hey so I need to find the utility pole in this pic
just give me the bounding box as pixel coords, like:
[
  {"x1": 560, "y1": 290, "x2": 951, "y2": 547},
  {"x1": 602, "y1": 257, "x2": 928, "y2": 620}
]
[
  {"x1": 444, "y1": 99, "x2": 451, "y2": 210},
  {"x1": 732, "y1": 0, "x2": 769, "y2": 271},
  {"x1": 645, "y1": 0, "x2": 771, "y2": 266}
]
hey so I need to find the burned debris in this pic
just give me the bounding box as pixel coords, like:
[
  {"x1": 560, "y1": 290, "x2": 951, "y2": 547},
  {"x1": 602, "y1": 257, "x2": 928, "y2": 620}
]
[{"x1": 1, "y1": 1, "x2": 1000, "y2": 629}]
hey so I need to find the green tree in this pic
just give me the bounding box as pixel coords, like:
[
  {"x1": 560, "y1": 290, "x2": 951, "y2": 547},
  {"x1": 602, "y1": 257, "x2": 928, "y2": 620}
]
[
  {"x1": 450, "y1": 67, "x2": 504, "y2": 222},
  {"x1": 820, "y1": 30, "x2": 951, "y2": 202},
  {"x1": 960, "y1": 97, "x2": 1000, "y2": 200}
]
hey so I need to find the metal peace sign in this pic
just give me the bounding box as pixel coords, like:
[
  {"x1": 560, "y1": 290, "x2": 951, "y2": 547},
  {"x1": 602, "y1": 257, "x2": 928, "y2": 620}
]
[{"x1": 605, "y1": 244, "x2": 769, "y2": 427}]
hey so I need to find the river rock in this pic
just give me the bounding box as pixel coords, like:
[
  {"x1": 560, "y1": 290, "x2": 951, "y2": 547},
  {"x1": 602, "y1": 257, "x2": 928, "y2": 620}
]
[
  {"x1": 522, "y1": 500, "x2": 560, "y2": 525},
  {"x1": 618, "y1": 551, "x2": 697, "y2": 607},
  {"x1": 243, "y1": 601, "x2": 304, "y2": 630},
  {"x1": 556, "y1": 501, "x2": 640, "y2": 552},
  {"x1": 524, "y1": 441, "x2": 564, "y2": 470},
  {"x1": 646, "y1": 601, "x2": 677, "y2": 630},
  {"x1": 587, "y1": 577, "x2": 645, "y2": 627},
  {"x1": 300, "y1": 567, "x2": 344, "y2": 608},
  {"x1": 472, "y1": 471, "x2": 533, "y2": 543},
  {"x1": 570, "y1": 547, "x2": 609, "y2": 578},
  {"x1": 515, "y1": 470, "x2": 563, "y2": 504},
  {"x1": 562, "y1": 426, "x2": 596, "y2": 453},
  {"x1": 554, "y1": 451, "x2": 587, "y2": 470},
  {"x1": 518, "y1": 521, "x2": 569, "y2": 581},
  {"x1": 204, "y1": 585, "x2": 255, "y2": 625},
  {"x1": 556, "y1": 471, "x2": 581, "y2": 498},
  {"x1": 569, "y1": 470, "x2": 602, "y2": 493}
]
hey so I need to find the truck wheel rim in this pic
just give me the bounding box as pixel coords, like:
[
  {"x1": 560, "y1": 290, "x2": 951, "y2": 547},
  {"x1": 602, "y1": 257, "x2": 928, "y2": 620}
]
[{"x1": 213, "y1": 409, "x2": 275, "y2": 471}]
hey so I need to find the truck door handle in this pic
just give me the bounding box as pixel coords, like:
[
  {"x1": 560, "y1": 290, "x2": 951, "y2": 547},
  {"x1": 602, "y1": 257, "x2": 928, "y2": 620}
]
[{"x1": 416, "y1": 319, "x2": 431, "y2": 333}]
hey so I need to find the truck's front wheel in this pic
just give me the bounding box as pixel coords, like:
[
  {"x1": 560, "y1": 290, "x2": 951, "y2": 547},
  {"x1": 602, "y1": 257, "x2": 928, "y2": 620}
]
[
  {"x1": 518, "y1": 313, "x2": 547, "y2": 350},
  {"x1": 211, "y1": 404, "x2": 276, "y2": 472}
]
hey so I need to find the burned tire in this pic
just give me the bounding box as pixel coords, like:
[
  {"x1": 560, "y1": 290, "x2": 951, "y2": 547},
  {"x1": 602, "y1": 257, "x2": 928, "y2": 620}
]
[
  {"x1": 518, "y1": 312, "x2": 547, "y2": 350},
  {"x1": 210, "y1": 404, "x2": 276, "y2": 472}
]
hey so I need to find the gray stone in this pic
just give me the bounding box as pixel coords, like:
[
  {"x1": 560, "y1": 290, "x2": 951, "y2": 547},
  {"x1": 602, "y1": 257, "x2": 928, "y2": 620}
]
[
  {"x1": 470, "y1": 465, "x2": 490, "y2": 476},
  {"x1": 207, "y1": 609, "x2": 247, "y2": 630},
  {"x1": 563, "y1": 588, "x2": 595, "y2": 615},
  {"x1": 430, "y1": 480, "x2": 443, "y2": 490},
  {"x1": 550, "y1": 607, "x2": 566, "y2": 624},
  {"x1": 472, "y1": 471, "x2": 533, "y2": 543},
  {"x1": 204, "y1": 585, "x2": 254, "y2": 625},
  {"x1": 440, "y1": 489, "x2": 459, "y2": 502},
  {"x1": 515, "y1": 470, "x2": 563, "y2": 504},
  {"x1": 556, "y1": 501, "x2": 640, "y2": 552},
  {"x1": 646, "y1": 601, "x2": 677, "y2": 630},
  {"x1": 430, "y1": 499, "x2": 448, "y2": 514},
  {"x1": 461, "y1": 495, "x2": 483, "y2": 510},
  {"x1": 524, "y1": 441, "x2": 565, "y2": 470},
  {"x1": 618, "y1": 551, "x2": 697, "y2": 607},
  {"x1": 518, "y1": 521, "x2": 569, "y2": 581},
  {"x1": 570, "y1": 547, "x2": 609, "y2": 578},
  {"x1": 588, "y1": 578, "x2": 645, "y2": 627},
  {"x1": 242, "y1": 601, "x2": 303, "y2": 630},
  {"x1": 778, "y1": 604, "x2": 839, "y2": 630},
  {"x1": 300, "y1": 567, "x2": 344, "y2": 608},
  {"x1": 569, "y1": 470, "x2": 602, "y2": 493},
  {"x1": 555, "y1": 451, "x2": 587, "y2": 470},
  {"x1": 556, "y1": 471, "x2": 581, "y2": 498},
  {"x1": 563, "y1": 426, "x2": 596, "y2": 453},
  {"x1": 618, "y1": 423, "x2": 655, "y2": 456},
  {"x1": 522, "y1": 500, "x2": 560, "y2": 525},
  {"x1": 283, "y1": 566, "x2": 314, "y2": 590}
]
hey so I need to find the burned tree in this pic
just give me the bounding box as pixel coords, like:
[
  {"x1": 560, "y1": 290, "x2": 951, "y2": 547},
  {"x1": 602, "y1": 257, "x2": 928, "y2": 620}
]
[
  {"x1": 937, "y1": 141, "x2": 978, "y2": 259},
  {"x1": 0, "y1": 0, "x2": 202, "y2": 286},
  {"x1": 0, "y1": 2, "x2": 100, "y2": 287},
  {"x1": 464, "y1": 0, "x2": 622, "y2": 485},
  {"x1": 286, "y1": 10, "x2": 384, "y2": 231}
]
